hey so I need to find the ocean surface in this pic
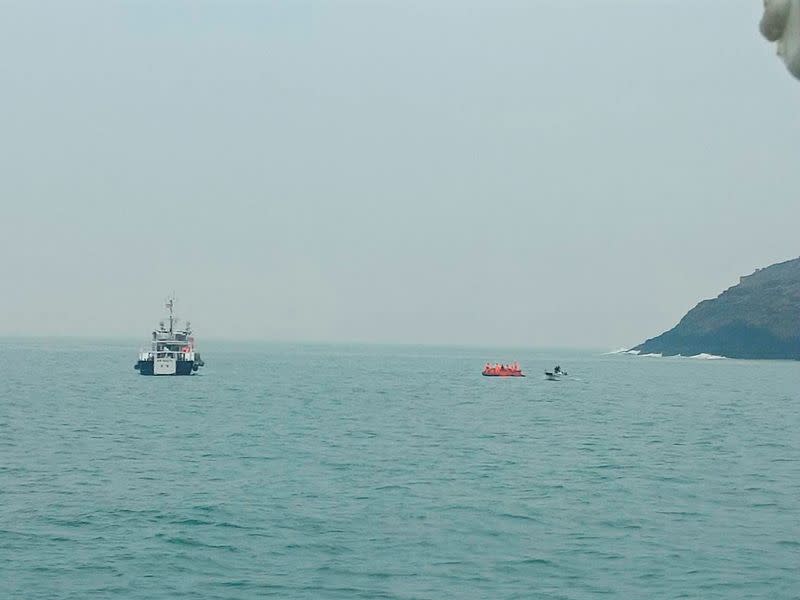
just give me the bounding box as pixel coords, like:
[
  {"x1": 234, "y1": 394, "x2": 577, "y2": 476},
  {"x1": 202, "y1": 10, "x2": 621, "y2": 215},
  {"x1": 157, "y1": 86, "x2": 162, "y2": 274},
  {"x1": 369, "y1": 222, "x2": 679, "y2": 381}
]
[{"x1": 1, "y1": 339, "x2": 799, "y2": 599}]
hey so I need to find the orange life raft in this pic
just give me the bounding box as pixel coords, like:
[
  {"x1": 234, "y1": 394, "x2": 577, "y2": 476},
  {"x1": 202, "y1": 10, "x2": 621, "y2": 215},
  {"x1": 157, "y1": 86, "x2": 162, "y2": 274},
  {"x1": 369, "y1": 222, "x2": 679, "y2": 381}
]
[{"x1": 482, "y1": 363, "x2": 525, "y2": 377}]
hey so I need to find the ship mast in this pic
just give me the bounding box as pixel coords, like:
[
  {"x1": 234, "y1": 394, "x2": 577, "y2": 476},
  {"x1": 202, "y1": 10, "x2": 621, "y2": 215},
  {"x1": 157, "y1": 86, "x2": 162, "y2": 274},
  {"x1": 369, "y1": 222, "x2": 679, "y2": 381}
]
[{"x1": 166, "y1": 296, "x2": 175, "y2": 334}]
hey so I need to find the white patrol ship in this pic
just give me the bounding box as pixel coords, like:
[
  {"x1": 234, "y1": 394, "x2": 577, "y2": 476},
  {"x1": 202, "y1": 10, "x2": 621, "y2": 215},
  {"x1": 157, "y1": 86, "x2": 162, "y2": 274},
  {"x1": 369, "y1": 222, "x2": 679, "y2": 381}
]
[{"x1": 135, "y1": 297, "x2": 205, "y2": 376}]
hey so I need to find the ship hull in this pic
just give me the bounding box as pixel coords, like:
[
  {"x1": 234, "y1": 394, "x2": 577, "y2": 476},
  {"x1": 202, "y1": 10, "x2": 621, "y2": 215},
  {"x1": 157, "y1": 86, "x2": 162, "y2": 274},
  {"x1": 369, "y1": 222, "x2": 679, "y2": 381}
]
[
  {"x1": 482, "y1": 372, "x2": 525, "y2": 377},
  {"x1": 135, "y1": 360, "x2": 197, "y2": 376}
]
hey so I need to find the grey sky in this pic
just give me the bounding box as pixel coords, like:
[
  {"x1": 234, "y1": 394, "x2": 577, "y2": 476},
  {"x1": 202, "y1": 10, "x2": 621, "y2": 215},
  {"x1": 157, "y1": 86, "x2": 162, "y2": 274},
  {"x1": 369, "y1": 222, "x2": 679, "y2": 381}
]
[{"x1": 1, "y1": 1, "x2": 798, "y2": 348}]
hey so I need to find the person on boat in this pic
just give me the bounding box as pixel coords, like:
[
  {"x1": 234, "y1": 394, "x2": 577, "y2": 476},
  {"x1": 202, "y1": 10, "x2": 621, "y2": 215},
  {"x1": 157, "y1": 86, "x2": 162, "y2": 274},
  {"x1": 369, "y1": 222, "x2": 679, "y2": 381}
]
[{"x1": 555, "y1": 365, "x2": 561, "y2": 374}]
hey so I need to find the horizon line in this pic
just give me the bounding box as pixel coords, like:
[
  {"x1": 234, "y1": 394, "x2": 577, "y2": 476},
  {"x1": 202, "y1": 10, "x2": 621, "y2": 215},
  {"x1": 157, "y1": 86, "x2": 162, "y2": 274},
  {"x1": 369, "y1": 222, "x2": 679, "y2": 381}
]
[{"x1": 0, "y1": 334, "x2": 616, "y2": 352}]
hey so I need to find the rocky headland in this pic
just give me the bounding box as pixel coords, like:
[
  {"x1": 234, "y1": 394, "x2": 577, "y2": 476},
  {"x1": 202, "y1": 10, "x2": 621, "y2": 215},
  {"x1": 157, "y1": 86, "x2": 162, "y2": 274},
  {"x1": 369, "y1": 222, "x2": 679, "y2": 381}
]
[{"x1": 632, "y1": 257, "x2": 800, "y2": 360}]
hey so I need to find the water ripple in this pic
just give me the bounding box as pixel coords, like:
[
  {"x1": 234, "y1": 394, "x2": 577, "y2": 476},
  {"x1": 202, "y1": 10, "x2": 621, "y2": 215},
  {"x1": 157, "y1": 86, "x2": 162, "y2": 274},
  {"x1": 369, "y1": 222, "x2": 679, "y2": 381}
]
[{"x1": 1, "y1": 341, "x2": 799, "y2": 599}]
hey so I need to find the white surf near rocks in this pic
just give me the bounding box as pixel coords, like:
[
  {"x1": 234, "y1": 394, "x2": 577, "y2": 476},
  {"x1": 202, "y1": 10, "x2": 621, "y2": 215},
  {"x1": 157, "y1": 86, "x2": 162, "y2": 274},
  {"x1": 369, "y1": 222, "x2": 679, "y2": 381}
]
[{"x1": 689, "y1": 353, "x2": 727, "y2": 360}]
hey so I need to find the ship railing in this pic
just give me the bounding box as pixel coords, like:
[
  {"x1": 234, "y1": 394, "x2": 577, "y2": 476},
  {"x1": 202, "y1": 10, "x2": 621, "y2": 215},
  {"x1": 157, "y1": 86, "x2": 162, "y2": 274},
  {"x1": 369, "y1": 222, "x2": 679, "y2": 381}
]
[{"x1": 140, "y1": 350, "x2": 196, "y2": 361}]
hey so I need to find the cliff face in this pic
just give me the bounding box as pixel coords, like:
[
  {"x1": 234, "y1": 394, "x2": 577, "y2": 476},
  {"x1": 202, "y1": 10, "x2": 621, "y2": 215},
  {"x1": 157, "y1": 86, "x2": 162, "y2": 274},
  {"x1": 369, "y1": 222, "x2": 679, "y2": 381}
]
[{"x1": 633, "y1": 257, "x2": 800, "y2": 359}]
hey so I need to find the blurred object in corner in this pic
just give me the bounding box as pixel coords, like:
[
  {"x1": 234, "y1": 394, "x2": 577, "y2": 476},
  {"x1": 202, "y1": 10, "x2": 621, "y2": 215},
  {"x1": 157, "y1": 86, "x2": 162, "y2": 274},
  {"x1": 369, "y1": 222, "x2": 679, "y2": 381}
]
[{"x1": 760, "y1": 0, "x2": 800, "y2": 80}]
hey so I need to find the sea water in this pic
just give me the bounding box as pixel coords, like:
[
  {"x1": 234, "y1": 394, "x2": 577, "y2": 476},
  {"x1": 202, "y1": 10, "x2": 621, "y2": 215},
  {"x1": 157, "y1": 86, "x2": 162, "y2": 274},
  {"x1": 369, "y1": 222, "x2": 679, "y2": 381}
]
[{"x1": 1, "y1": 339, "x2": 798, "y2": 599}]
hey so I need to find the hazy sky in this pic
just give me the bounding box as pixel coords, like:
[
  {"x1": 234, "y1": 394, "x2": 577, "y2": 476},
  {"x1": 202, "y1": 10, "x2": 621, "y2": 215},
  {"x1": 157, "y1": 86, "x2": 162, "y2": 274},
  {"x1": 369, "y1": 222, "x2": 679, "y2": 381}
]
[{"x1": 2, "y1": 1, "x2": 799, "y2": 348}]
